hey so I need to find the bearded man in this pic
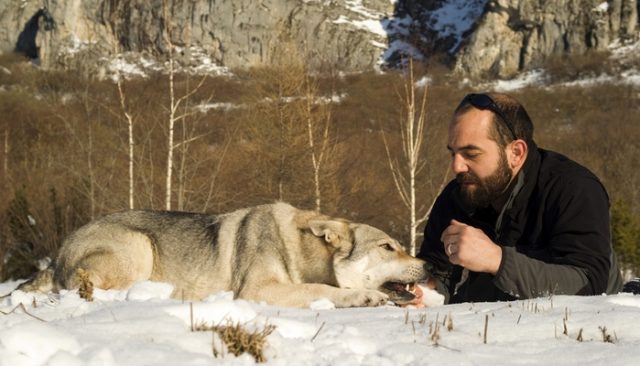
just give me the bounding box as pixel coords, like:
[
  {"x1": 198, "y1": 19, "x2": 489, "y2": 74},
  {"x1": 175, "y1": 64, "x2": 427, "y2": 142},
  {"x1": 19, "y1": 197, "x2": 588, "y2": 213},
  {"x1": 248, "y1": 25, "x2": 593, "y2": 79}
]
[{"x1": 416, "y1": 92, "x2": 624, "y2": 304}]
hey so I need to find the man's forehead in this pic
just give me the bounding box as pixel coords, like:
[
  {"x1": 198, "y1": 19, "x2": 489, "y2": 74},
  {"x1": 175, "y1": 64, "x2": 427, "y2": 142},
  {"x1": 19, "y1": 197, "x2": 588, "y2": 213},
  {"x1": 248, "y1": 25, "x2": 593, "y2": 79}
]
[
  {"x1": 447, "y1": 143, "x2": 483, "y2": 152},
  {"x1": 448, "y1": 109, "x2": 494, "y2": 146}
]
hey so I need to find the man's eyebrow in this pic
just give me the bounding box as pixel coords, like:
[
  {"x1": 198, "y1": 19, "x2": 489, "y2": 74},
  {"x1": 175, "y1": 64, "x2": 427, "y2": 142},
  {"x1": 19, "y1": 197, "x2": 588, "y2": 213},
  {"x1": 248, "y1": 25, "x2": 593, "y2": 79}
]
[{"x1": 446, "y1": 144, "x2": 483, "y2": 152}]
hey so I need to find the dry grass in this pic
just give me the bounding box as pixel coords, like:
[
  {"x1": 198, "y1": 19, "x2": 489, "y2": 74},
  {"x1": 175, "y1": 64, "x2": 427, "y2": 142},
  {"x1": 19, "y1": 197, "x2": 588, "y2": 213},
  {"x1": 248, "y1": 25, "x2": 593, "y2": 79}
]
[
  {"x1": 193, "y1": 321, "x2": 276, "y2": 363},
  {"x1": 545, "y1": 50, "x2": 613, "y2": 82}
]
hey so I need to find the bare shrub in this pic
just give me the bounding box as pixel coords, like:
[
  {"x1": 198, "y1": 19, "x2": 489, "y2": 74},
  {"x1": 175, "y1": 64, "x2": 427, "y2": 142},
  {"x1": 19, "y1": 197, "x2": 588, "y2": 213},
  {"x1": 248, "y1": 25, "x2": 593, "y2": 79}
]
[
  {"x1": 545, "y1": 50, "x2": 613, "y2": 83},
  {"x1": 193, "y1": 321, "x2": 276, "y2": 363}
]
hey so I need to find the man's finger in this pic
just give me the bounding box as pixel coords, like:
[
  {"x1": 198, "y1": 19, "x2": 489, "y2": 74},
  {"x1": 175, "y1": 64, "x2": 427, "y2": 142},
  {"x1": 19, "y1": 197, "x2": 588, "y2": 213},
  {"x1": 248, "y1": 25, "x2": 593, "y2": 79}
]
[{"x1": 441, "y1": 226, "x2": 461, "y2": 243}]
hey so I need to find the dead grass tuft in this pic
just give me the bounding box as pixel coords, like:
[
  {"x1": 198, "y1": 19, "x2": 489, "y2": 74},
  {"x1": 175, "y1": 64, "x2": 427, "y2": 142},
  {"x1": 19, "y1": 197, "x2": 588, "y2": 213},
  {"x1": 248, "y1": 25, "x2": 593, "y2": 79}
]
[
  {"x1": 599, "y1": 326, "x2": 617, "y2": 343},
  {"x1": 194, "y1": 321, "x2": 277, "y2": 363}
]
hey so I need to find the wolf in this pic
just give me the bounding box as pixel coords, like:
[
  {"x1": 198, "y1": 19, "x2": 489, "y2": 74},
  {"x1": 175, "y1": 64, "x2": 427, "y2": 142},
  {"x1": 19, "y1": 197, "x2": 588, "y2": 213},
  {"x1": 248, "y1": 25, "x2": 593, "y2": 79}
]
[{"x1": 17, "y1": 202, "x2": 427, "y2": 308}]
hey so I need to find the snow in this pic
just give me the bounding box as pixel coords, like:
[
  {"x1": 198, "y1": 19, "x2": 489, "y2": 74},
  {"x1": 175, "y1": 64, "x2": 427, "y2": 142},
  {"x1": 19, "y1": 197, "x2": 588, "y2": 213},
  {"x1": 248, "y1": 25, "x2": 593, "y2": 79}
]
[
  {"x1": 195, "y1": 102, "x2": 246, "y2": 113},
  {"x1": 480, "y1": 67, "x2": 640, "y2": 91},
  {"x1": 341, "y1": 0, "x2": 386, "y2": 20},
  {"x1": 415, "y1": 76, "x2": 432, "y2": 89},
  {"x1": 107, "y1": 47, "x2": 231, "y2": 81},
  {"x1": 1, "y1": 279, "x2": 639, "y2": 366},
  {"x1": 65, "y1": 36, "x2": 96, "y2": 56},
  {"x1": 333, "y1": 0, "x2": 390, "y2": 37},
  {"x1": 334, "y1": 16, "x2": 387, "y2": 38},
  {"x1": 382, "y1": 40, "x2": 423, "y2": 62},
  {"x1": 485, "y1": 69, "x2": 546, "y2": 92},
  {"x1": 472, "y1": 35, "x2": 640, "y2": 92},
  {"x1": 428, "y1": 0, "x2": 488, "y2": 53},
  {"x1": 594, "y1": 2, "x2": 609, "y2": 13}
]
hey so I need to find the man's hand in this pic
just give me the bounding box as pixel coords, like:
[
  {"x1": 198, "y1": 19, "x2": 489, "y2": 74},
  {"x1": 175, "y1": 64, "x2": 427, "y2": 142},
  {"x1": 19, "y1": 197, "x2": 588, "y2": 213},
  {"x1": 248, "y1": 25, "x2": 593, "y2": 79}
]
[
  {"x1": 440, "y1": 219, "x2": 502, "y2": 275},
  {"x1": 401, "y1": 278, "x2": 437, "y2": 308},
  {"x1": 402, "y1": 284, "x2": 425, "y2": 308}
]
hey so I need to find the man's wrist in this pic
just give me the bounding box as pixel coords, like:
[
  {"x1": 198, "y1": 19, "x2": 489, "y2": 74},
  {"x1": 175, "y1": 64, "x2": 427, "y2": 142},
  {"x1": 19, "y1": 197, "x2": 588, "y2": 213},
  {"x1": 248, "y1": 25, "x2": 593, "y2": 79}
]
[{"x1": 488, "y1": 245, "x2": 502, "y2": 275}]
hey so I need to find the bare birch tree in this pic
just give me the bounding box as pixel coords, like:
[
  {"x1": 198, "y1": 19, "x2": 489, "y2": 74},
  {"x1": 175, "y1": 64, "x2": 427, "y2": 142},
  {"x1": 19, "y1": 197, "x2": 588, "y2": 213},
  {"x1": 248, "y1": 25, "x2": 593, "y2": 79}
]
[
  {"x1": 161, "y1": 0, "x2": 206, "y2": 210},
  {"x1": 381, "y1": 60, "x2": 430, "y2": 255},
  {"x1": 162, "y1": 0, "x2": 177, "y2": 210},
  {"x1": 302, "y1": 74, "x2": 332, "y2": 212},
  {"x1": 3, "y1": 129, "x2": 9, "y2": 184},
  {"x1": 106, "y1": 3, "x2": 135, "y2": 209}
]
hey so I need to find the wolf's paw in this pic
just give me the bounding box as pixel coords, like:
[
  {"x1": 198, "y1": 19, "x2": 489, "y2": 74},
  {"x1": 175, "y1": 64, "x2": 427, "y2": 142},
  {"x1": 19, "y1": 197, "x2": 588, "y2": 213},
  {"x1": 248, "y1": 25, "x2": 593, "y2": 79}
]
[{"x1": 337, "y1": 289, "x2": 389, "y2": 308}]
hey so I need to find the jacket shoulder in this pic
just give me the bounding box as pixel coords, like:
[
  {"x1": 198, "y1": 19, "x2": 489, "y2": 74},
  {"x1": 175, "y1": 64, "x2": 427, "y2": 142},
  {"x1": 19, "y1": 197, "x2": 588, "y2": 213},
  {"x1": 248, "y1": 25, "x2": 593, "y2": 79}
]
[{"x1": 538, "y1": 149, "x2": 606, "y2": 195}]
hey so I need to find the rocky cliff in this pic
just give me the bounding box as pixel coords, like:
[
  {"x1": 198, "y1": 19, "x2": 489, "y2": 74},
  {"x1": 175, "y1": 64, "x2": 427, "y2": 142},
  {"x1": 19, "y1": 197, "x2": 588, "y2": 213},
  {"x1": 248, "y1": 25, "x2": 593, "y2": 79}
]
[
  {"x1": 455, "y1": 0, "x2": 639, "y2": 78},
  {"x1": 0, "y1": 0, "x2": 638, "y2": 79},
  {"x1": 1, "y1": 0, "x2": 397, "y2": 75}
]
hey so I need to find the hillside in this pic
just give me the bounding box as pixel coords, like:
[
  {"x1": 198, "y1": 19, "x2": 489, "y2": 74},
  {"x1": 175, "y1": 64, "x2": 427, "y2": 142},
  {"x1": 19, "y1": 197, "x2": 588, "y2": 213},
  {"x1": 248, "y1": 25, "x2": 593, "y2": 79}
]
[{"x1": 0, "y1": 1, "x2": 638, "y2": 79}]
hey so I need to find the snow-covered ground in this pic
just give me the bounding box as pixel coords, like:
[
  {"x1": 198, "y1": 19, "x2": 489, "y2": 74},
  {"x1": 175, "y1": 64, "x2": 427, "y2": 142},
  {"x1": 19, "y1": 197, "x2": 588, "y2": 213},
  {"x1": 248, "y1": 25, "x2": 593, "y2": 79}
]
[{"x1": 1, "y1": 280, "x2": 639, "y2": 366}]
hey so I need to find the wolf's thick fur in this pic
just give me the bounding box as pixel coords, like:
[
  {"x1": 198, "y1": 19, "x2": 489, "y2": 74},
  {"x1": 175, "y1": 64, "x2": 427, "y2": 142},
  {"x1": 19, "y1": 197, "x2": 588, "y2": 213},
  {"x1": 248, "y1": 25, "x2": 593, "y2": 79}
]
[{"x1": 18, "y1": 203, "x2": 427, "y2": 308}]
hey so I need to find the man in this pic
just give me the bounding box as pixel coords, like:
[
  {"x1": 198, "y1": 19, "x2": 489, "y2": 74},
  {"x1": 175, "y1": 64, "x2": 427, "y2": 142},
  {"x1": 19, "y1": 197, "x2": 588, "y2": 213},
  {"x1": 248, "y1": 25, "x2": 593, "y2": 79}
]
[{"x1": 416, "y1": 92, "x2": 624, "y2": 304}]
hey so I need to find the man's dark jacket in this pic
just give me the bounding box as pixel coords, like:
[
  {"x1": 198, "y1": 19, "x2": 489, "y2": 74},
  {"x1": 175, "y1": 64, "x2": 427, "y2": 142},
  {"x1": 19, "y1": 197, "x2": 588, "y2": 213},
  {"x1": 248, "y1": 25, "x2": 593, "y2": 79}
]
[{"x1": 418, "y1": 142, "x2": 624, "y2": 303}]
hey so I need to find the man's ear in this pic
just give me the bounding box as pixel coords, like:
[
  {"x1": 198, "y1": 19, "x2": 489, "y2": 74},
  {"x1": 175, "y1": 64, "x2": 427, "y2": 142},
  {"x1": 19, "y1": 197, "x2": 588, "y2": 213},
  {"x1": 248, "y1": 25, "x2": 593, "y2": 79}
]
[
  {"x1": 309, "y1": 220, "x2": 349, "y2": 245},
  {"x1": 509, "y1": 140, "x2": 528, "y2": 169}
]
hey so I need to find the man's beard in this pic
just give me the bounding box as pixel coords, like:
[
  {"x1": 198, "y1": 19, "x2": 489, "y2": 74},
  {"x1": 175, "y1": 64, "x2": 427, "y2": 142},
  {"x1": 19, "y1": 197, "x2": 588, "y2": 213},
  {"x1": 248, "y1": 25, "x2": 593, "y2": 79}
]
[{"x1": 457, "y1": 151, "x2": 513, "y2": 208}]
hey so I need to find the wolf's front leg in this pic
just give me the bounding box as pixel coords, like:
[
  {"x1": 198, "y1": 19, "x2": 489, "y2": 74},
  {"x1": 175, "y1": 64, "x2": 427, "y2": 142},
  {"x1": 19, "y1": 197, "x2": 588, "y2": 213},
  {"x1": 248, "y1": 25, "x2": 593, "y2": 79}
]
[
  {"x1": 239, "y1": 283, "x2": 389, "y2": 308},
  {"x1": 331, "y1": 288, "x2": 389, "y2": 308}
]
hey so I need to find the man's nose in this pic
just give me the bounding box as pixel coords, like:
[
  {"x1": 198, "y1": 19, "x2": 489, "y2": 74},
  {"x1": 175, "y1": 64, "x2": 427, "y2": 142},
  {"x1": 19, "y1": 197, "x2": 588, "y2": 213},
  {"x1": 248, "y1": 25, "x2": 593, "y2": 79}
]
[{"x1": 451, "y1": 154, "x2": 468, "y2": 174}]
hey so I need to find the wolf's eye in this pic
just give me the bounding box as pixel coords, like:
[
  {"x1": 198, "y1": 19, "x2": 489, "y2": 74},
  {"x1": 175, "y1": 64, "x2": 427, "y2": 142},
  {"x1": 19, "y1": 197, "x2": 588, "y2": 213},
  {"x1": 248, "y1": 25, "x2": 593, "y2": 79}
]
[{"x1": 380, "y1": 243, "x2": 394, "y2": 251}]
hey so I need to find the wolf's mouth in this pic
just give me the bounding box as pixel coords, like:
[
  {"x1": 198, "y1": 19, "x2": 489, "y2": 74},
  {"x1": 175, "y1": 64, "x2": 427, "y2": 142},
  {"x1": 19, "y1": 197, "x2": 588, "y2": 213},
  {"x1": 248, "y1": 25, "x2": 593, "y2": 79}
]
[{"x1": 381, "y1": 282, "x2": 416, "y2": 305}]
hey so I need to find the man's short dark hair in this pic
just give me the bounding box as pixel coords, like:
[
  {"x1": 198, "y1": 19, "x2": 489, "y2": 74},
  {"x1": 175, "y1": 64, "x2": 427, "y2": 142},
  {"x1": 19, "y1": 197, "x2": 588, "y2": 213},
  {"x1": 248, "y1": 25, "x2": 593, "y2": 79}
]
[{"x1": 454, "y1": 92, "x2": 534, "y2": 149}]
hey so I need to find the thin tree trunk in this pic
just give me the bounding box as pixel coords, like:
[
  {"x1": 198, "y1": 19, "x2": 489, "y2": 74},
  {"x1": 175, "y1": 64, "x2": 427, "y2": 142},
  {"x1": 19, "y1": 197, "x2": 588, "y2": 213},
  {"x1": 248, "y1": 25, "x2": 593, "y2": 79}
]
[
  {"x1": 306, "y1": 91, "x2": 321, "y2": 212},
  {"x1": 381, "y1": 59, "x2": 428, "y2": 255},
  {"x1": 278, "y1": 101, "x2": 286, "y2": 201},
  {"x1": 128, "y1": 114, "x2": 134, "y2": 209},
  {"x1": 165, "y1": 62, "x2": 176, "y2": 211},
  {"x1": 110, "y1": 3, "x2": 135, "y2": 210},
  {"x1": 305, "y1": 80, "x2": 331, "y2": 213},
  {"x1": 115, "y1": 78, "x2": 136, "y2": 210},
  {"x1": 3, "y1": 129, "x2": 8, "y2": 183},
  {"x1": 87, "y1": 117, "x2": 96, "y2": 220},
  {"x1": 164, "y1": 0, "x2": 175, "y2": 211}
]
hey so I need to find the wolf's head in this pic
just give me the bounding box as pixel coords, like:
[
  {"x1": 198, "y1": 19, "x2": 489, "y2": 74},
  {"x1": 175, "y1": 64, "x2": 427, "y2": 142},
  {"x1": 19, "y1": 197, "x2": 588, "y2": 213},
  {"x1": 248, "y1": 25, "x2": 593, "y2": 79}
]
[{"x1": 309, "y1": 220, "x2": 428, "y2": 303}]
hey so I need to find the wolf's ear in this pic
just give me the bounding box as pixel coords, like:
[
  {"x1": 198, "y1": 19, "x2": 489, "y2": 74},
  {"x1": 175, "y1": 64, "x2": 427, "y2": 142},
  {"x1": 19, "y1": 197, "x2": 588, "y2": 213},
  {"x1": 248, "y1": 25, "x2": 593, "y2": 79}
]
[{"x1": 309, "y1": 220, "x2": 350, "y2": 245}]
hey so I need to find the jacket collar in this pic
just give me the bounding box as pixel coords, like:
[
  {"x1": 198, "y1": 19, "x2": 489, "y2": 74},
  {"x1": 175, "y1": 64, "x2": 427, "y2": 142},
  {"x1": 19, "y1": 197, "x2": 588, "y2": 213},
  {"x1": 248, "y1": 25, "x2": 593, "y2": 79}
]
[
  {"x1": 498, "y1": 140, "x2": 541, "y2": 245},
  {"x1": 510, "y1": 140, "x2": 541, "y2": 212}
]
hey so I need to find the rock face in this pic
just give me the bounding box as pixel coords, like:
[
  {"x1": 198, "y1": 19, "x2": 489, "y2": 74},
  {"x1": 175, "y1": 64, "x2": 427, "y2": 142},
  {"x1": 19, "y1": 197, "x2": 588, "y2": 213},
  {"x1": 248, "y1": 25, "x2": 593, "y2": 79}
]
[
  {"x1": 106, "y1": 0, "x2": 395, "y2": 71},
  {"x1": 455, "y1": 0, "x2": 639, "y2": 78},
  {"x1": 0, "y1": 0, "x2": 395, "y2": 74},
  {"x1": 0, "y1": 0, "x2": 638, "y2": 78}
]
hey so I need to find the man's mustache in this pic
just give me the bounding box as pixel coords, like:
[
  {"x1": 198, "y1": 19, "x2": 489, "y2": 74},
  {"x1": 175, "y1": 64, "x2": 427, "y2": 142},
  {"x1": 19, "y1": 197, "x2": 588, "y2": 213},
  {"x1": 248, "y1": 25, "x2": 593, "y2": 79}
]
[{"x1": 456, "y1": 173, "x2": 480, "y2": 185}]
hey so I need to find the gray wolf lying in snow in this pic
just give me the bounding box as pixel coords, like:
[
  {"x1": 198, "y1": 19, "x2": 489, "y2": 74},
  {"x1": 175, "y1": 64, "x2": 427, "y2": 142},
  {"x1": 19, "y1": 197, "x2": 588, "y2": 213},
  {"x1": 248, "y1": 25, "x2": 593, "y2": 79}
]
[{"x1": 17, "y1": 202, "x2": 427, "y2": 307}]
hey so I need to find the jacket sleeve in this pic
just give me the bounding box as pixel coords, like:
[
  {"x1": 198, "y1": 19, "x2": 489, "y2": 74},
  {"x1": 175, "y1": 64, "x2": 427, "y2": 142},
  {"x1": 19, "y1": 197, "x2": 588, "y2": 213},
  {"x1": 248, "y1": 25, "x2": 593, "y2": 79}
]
[
  {"x1": 417, "y1": 183, "x2": 459, "y2": 303},
  {"x1": 493, "y1": 175, "x2": 612, "y2": 297}
]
